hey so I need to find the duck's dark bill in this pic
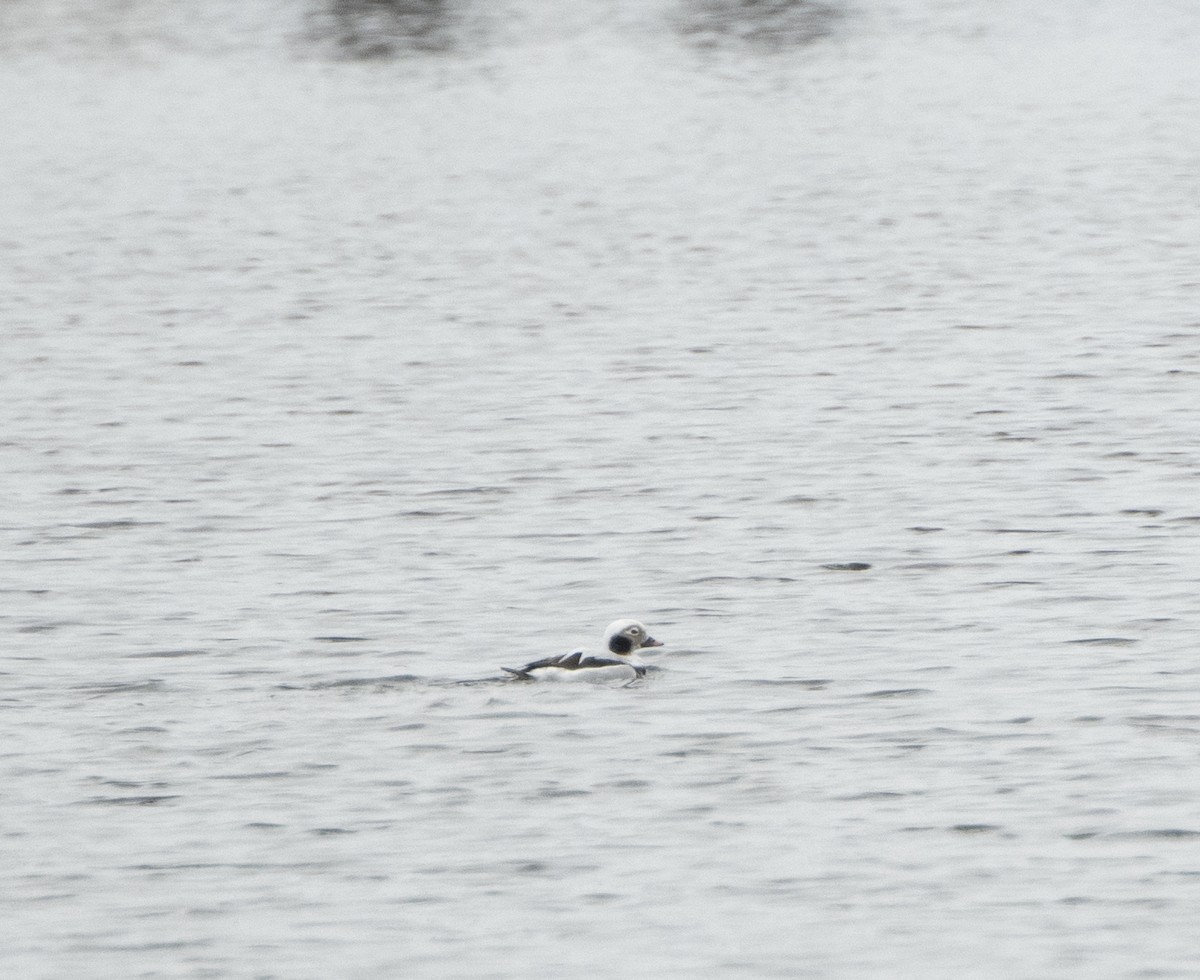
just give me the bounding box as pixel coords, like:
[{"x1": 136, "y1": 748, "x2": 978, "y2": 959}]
[{"x1": 642, "y1": 637, "x2": 664, "y2": 647}]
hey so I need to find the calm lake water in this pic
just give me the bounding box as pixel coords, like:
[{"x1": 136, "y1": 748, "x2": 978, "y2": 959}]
[{"x1": 4, "y1": 0, "x2": 1200, "y2": 977}]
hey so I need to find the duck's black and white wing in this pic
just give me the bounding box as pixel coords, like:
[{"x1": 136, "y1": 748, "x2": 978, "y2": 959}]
[
  {"x1": 502, "y1": 650, "x2": 582, "y2": 679},
  {"x1": 579, "y1": 655, "x2": 647, "y2": 677}
]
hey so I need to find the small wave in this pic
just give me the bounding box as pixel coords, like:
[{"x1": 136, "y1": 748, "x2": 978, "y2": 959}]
[
  {"x1": 1112, "y1": 829, "x2": 1200, "y2": 840},
  {"x1": 303, "y1": 674, "x2": 422, "y2": 689},
  {"x1": 126, "y1": 648, "x2": 209, "y2": 659},
  {"x1": 1064, "y1": 637, "x2": 1138, "y2": 646},
  {"x1": 862, "y1": 688, "x2": 931, "y2": 699},
  {"x1": 742, "y1": 677, "x2": 830, "y2": 689},
  {"x1": 73, "y1": 680, "x2": 166, "y2": 697}
]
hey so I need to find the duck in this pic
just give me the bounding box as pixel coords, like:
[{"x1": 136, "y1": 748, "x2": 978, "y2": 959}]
[{"x1": 502, "y1": 619, "x2": 664, "y2": 682}]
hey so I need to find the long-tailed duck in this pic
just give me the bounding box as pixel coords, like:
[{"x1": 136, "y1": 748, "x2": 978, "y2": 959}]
[{"x1": 502, "y1": 619, "x2": 664, "y2": 682}]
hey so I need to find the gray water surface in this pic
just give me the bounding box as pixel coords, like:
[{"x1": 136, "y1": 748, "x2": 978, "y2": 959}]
[{"x1": 4, "y1": 1, "x2": 1200, "y2": 977}]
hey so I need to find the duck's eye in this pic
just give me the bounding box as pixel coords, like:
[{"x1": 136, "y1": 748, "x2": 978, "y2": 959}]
[{"x1": 629, "y1": 626, "x2": 642, "y2": 636}]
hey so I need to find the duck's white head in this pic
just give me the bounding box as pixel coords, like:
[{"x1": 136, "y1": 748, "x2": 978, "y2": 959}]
[{"x1": 603, "y1": 619, "x2": 664, "y2": 657}]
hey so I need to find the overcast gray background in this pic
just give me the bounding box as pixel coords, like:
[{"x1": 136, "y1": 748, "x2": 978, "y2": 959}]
[{"x1": 4, "y1": 1, "x2": 1200, "y2": 977}]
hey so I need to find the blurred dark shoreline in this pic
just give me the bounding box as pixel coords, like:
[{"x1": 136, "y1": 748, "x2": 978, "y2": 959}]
[{"x1": 0, "y1": 0, "x2": 842, "y2": 61}]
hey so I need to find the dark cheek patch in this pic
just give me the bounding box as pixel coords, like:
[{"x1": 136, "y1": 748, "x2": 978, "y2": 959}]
[{"x1": 608, "y1": 635, "x2": 633, "y2": 655}]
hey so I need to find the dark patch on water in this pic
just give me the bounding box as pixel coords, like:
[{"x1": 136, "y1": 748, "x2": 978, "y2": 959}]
[
  {"x1": 276, "y1": 589, "x2": 343, "y2": 598},
  {"x1": 1065, "y1": 637, "x2": 1138, "y2": 647},
  {"x1": 836, "y1": 791, "x2": 912, "y2": 801},
  {"x1": 438, "y1": 676, "x2": 517, "y2": 687},
  {"x1": 863, "y1": 688, "x2": 930, "y2": 699},
  {"x1": 1108, "y1": 829, "x2": 1200, "y2": 840},
  {"x1": 83, "y1": 795, "x2": 179, "y2": 806},
  {"x1": 986, "y1": 527, "x2": 1065, "y2": 534},
  {"x1": 821, "y1": 562, "x2": 871, "y2": 571},
  {"x1": 300, "y1": 674, "x2": 421, "y2": 689},
  {"x1": 420, "y1": 485, "x2": 513, "y2": 496},
  {"x1": 461, "y1": 710, "x2": 574, "y2": 722},
  {"x1": 676, "y1": 0, "x2": 841, "y2": 51},
  {"x1": 1128, "y1": 714, "x2": 1200, "y2": 723},
  {"x1": 1132, "y1": 720, "x2": 1200, "y2": 736},
  {"x1": 313, "y1": 635, "x2": 371, "y2": 643},
  {"x1": 535, "y1": 787, "x2": 591, "y2": 799},
  {"x1": 211, "y1": 771, "x2": 294, "y2": 780},
  {"x1": 74, "y1": 680, "x2": 166, "y2": 697},
  {"x1": 126, "y1": 648, "x2": 209, "y2": 658},
  {"x1": 950, "y1": 823, "x2": 1003, "y2": 834},
  {"x1": 96, "y1": 941, "x2": 207, "y2": 952},
  {"x1": 71, "y1": 520, "x2": 162, "y2": 530},
  {"x1": 17, "y1": 622, "x2": 71, "y2": 633},
  {"x1": 310, "y1": 0, "x2": 466, "y2": 58},
  {"x1": 666, "y1": 730, "x2": 750, "y2": 741},
  {"x1": 687, "y1": 574, "x2": 798, "y2": 582}
]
